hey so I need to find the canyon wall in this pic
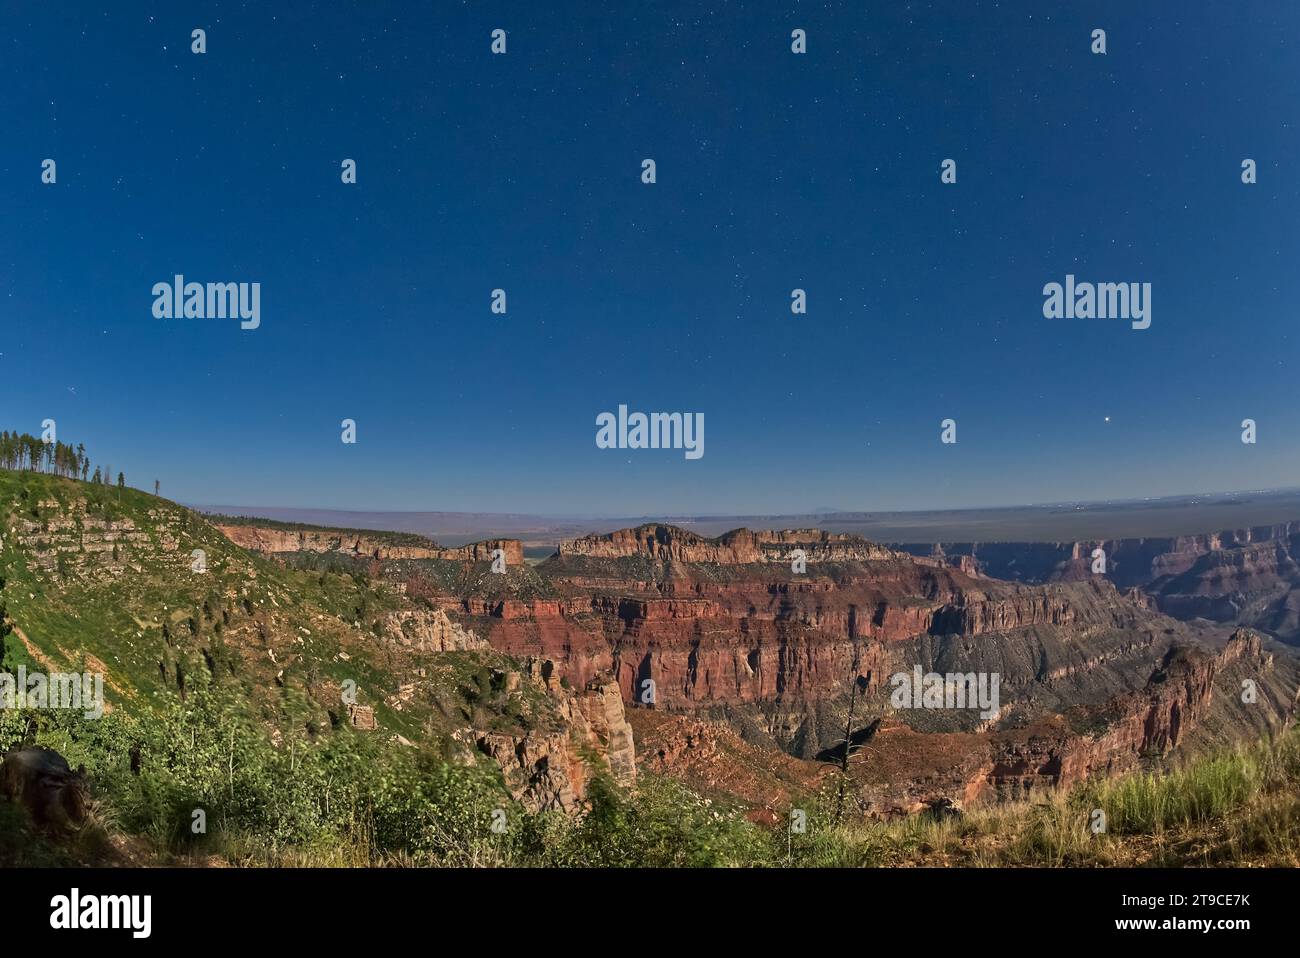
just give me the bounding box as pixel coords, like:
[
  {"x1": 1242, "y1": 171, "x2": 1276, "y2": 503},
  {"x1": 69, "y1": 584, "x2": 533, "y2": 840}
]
[
  {"x1": 901, "y1": 524, "x2": 1300, "y2": 643},
  {"x1": 902, "y1": 522, "x2": 1300, "y2": 588},
  {"x1": 214, "y1": 523, "x2": 524, "y2": 566},
  {"x1": 559, "y1": 524, "x2": 898, "y2": 564},
  {"x1": 460, "y1": 560, "x2": 1158, "y2": 719},
  {"x1": 218, "y1": 516, "x2": 1300, "y2": 814},
  {"x1": 473, "y1": 661, "x2": 635, "y2": 813}
]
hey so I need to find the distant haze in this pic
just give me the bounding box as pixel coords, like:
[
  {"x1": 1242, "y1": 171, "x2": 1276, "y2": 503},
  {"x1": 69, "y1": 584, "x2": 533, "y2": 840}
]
[{"x1": 197, "y1": 488, "x2": 1300, "y2": 548}]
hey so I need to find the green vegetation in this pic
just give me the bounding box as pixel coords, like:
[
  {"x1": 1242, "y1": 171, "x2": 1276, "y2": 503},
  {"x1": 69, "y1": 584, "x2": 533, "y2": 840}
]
[
  {"x1": 1, "y1": 431, "x2": 92, "y2": 482},
  {"x1": 392, "y1": 556, "x2": 559, "y2": 602},
  {"x1": 6, "y1": 679, "x2": 1296, "y2": 867},
  {"x1": 0, "y1": 468, "x2": 564, "y2": 852},
  {"x1": 0, "y1": 674, "x2": 772, "y2": 867},
  {"x1": 0, "y1": 468, "x2": 419, "y2": 730}
]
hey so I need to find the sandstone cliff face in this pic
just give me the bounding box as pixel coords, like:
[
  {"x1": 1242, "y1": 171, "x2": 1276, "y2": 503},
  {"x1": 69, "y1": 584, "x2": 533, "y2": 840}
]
[
  {"x1": 965, "y1": 630, "x2": 1292, "y2": 803},
  {"x1": 559, "y1": 524, "x2": 897, "y2": 564},
  {"x1": 1147, "y1": 538, "x2": 1300, "y2": 627},
  {"x1": 903, "y1": 525, "x2": 1300, "y2": 644},
  {"x1": 902, "y1": 525, "x2": 1300, "y2": 585},
  {"x1": 474, "y1": 661, "x2": 635, "y2": 813},
  {"x1": 215, "y1": 523, "x2": 525, "y2": 566},
  {"x1": 572, "y1": 676, "x2": 638, "y2": 785},
  {"x1": 215, "y1": 524, "x2": 444, "y2": 560},
  {"x1": 474, "y1": 729, "x2": 584, "y2": 813},
  {"x1": 435, "y1": 526, "x2": 1297, "y2": 815},
  {"x1": 462, "y1": 559, "x2": 1157, "y2": 720},
  {"x1": 382, "y1": 608, "x2": 487, "y2": 652},
  {"x1": 617, "y1": 621, "x2": 1298, "y2": 819},
  {"x1": 443, "y1": 539, "x2": 526, "y2": 566},
  {"x1": 834, "y1": 628, "x2": 1300, "y2": 815}
]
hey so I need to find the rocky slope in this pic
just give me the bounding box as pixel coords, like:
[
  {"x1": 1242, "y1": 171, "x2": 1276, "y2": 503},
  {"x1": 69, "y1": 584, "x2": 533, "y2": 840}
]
[
  {"x1": 299, "y1": 521, "x2": 1300, "y2": 816},
  {"x1": 0, "y1": 472, "x2": 630, "y2": 819},
  {"x1": 900, "y1": 522, "x2": 1300, "y2": 645},
  {"x1": 469, "y1": 661, "x2": 635, "y2": 812},
  {"x1": 844, "y1": 628, "x2": 1293, "y2": 814}
]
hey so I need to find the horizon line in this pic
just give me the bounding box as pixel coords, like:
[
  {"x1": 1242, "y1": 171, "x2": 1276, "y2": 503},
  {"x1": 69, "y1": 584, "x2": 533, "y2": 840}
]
[{"x1": 187, "y1": 485, "x2": 1300, "y2": 523}]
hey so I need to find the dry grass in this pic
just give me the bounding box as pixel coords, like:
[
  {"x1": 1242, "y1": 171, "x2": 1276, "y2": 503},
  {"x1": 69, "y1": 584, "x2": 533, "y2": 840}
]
[{"x1": 791, "y1": 726, "x2": 1300, "y2": 867}]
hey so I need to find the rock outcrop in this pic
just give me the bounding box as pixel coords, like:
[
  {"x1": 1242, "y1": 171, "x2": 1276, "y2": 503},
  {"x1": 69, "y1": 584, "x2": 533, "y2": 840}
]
[
  {"x1": 965, "y1": 630, "x2": 1293, "y2": 802},
  {"x1": 459, "y1": 553, "x2": 1162, "y2": 718},
  {"x1": 215, "y1": 523, "x2": 525, "y2": 567},
  {"x1": 474, "y1": 728, "x2": 585, "y2": 813},
  {"x1": 214, "y1": 523, "x2": 444, "y2": 560},
  {"x1": 559, "y1": 524, "x2": 897, "y2": 564},
  {"x1": 381, "y1": 609, "x2": 487, "y2": 652},
  {"x1": 474, "y1": 662, "x2": 635, "y2": 813},
  {"x1": 901, "y1": 523, "x2": 1300, "y2": 644}
]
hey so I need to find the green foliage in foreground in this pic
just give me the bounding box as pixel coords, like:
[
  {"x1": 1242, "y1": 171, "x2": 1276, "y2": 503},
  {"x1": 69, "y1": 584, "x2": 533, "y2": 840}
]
[
  {"x1": 0, "y1": 674, "x2": 784, "y2": 867},
  {"x1": 3, "y1": 674, "x2": 1298, "y2": 867}
]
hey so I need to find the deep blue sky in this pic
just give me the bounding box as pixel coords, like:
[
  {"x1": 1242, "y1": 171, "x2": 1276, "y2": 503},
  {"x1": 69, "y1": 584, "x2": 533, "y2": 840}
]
[{"x1": 5, "y1": 1, "x2": 1298, "y2": 515}]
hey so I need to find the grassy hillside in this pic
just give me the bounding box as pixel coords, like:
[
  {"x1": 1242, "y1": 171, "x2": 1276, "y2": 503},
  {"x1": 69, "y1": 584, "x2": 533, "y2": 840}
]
[
  {"x1": 0, "y1": 469, "x2": 584, "y2": 863},
  {"x1": 0, "y1": 470, "x2": 567, "y2": 737}
]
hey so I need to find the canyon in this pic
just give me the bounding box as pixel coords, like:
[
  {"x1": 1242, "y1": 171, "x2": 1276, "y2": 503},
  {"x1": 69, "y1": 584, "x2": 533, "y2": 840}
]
[
  {"x1": 219, "y1": 518, "x2": 1300, "y2": 817},
  {"x1": 900, "y1": 521, "x2": 1300, "y2": 645}
]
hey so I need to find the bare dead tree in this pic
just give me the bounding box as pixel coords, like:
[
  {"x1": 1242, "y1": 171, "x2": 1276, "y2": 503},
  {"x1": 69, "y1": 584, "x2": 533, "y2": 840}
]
[{"x1": 832, "y1": 646, "x2": 860, "y2": 825}]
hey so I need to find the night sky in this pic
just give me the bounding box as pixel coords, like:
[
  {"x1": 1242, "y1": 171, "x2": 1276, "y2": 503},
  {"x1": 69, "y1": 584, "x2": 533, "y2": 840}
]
[{"x1": 5, "y1": 1, "x2": 1298, "y2": 515}]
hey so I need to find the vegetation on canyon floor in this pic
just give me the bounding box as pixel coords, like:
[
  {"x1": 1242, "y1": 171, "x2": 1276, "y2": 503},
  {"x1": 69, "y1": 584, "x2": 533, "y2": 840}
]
[{"x1": 3, "y1": 684, "x2": 1297, "y2": 868}]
